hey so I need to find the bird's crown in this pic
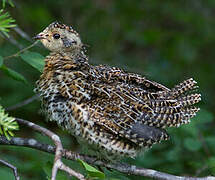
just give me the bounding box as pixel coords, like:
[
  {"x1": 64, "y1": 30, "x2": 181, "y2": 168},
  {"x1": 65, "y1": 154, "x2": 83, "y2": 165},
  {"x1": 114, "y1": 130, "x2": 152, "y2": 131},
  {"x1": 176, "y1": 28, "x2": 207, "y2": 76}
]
[
  {"x1": 47, "y1": 21, "x2": 79, "y2": 36},
  {"x1": 34, "y1": 21, "x2": 82, "y2": 53}
]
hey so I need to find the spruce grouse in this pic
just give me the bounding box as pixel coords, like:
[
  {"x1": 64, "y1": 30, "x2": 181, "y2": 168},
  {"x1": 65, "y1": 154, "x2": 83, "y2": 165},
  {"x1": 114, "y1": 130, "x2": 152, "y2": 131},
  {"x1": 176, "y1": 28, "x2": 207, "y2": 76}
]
[{"x1": 34, "y1": 22, "x2": 201, "y2": 160}]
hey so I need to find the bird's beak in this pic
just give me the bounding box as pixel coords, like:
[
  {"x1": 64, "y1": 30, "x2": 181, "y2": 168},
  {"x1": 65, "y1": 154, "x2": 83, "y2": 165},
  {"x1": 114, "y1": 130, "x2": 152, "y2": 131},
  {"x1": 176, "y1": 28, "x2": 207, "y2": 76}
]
[{"x1": 33, "y1": 33, "x2": 46, "y2": 40}]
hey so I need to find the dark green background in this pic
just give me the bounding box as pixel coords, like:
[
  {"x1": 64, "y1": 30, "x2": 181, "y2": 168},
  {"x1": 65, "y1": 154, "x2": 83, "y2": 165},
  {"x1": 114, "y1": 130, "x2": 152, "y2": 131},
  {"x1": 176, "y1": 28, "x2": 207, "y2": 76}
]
[{"x1": 0, "y1": 0, "x2": 214, "y2": 179}]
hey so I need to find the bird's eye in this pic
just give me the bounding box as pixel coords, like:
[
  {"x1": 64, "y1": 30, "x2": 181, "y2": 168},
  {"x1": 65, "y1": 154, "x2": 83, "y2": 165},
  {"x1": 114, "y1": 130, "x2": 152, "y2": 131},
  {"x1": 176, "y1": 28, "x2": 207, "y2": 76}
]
[{"x1": 53, "y1": 33, "x2": 60, "y2": 39}]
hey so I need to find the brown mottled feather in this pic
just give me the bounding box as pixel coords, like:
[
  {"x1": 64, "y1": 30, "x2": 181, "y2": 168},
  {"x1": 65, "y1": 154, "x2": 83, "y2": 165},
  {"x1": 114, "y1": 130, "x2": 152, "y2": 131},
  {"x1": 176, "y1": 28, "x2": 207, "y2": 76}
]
[{"x1": 34, "y1": 22, "x2": 201, "y2": 160}]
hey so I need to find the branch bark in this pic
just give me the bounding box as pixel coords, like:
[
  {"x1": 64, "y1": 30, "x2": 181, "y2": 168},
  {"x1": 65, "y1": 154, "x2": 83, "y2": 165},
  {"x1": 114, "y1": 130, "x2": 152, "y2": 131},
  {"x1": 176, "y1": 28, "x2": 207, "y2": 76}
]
[
  {"x1": 15, "y1": 118, "x2": 86, "y2": 180},
  {"x1": 3, "y1": 41, "x2": 39, "y2": 60},
  {"x1": 6, "y1": 95, "x2": 38, "y2": 111},
  {"x1": 0, "y1": 118, "x2": 214, "y2": 180},
  {"x1": 13, "y1": 26, "x2": 33, "y2": 42},
  {"x1": 0, "y1": 159, "x2": 20, "y2": 180}
]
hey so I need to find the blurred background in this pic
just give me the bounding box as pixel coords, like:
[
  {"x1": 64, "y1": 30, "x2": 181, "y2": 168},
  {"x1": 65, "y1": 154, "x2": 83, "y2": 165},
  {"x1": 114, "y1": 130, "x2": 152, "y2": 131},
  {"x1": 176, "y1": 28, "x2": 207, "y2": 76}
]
[{"x1": 0, "y1": 0, "x2": 214, "y2": 179}]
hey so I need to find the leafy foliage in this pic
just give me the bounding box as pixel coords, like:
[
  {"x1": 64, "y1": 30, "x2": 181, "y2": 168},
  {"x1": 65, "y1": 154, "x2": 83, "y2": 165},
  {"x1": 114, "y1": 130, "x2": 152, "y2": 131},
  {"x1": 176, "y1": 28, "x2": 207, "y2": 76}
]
[
  {"x1": 1, "y1": 64, "x2": 27, "y2": 83},
  {"x1": 0, "y1": 9, "x2": 15, "y2": 37},
  {"x1": 0, "y1": 1, "x2": 215, "y2": 179},
  {"x1": 20, "y1": 51, "x2": 45, "y2": 72},
  {"x1": 78, "y1": 159, "x2": 105, "y2": 179},
  {"x1": 0, "y1": 5, "x2": 22, "y2": 84},
  {"x1": 2, "y1": 0, "x2": 14, "y2": 8},
  {"x1": 0, "y1": 105, "x2": 19, "y2": 140}
]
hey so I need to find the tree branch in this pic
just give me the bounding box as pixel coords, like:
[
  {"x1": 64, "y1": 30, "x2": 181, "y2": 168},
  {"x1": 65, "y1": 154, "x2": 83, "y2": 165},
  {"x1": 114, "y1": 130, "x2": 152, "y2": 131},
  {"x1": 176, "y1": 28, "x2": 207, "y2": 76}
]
[
  {"x1": 0, "y1": 32, "x2": 24, "y2": 49},
  {"x1": 3, "y1": 41, "x2": 39, "y2": 60},
  {"x1": 0, "y1": 119, "x2": 214, "y2": 180},
  {"x1": 0, "y1": 159, "x2": 20, "y2": 180},
  {"x1": 6, "y1": 95, "x2": 38, "y2": 111},
  {"x1": 15, "y1": 118, "x2": 86, "y2": 180},
  {"x1": 13, "y1": 26, "x2": 33, "y2": 42}
]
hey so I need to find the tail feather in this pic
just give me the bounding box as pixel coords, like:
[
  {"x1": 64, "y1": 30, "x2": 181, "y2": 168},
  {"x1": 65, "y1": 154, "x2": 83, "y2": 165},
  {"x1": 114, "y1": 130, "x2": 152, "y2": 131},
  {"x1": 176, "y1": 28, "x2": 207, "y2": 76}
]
[
  {"x1": 145, "y1": 78, "x2": 201, "y2": 128},
  {"x1": 150, "y1": 109, "x2": 198, "y2": 128},
  {"x1": 168, "y1": 78, "x2": 198, "y2": 98},
  {"x1": 177, "y1": 93, "x2": 201, "y2": 106},
  {"x1": 152, "y1": 104, "x2": 200, "y2": 115}
]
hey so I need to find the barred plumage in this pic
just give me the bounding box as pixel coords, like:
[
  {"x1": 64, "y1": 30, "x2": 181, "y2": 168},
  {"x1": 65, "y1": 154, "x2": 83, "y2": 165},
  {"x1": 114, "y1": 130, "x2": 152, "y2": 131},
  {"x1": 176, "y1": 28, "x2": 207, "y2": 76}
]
[{"x1": 34, "y1": 22, "x2": 201, "y2": 160}]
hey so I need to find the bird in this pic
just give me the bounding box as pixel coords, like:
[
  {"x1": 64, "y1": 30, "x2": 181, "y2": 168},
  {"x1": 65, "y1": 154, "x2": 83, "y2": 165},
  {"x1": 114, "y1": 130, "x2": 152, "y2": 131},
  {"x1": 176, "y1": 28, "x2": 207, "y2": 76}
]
[{"x1": 34, "y1": 21, "x2": 201, "y2": 161}]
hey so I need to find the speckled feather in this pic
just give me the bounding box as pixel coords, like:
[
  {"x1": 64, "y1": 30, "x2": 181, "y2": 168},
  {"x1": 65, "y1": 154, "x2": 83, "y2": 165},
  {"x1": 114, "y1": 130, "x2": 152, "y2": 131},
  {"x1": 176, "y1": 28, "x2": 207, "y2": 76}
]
[{"x1": 34, "y1": 22, "x2": 201, "y2": 160}]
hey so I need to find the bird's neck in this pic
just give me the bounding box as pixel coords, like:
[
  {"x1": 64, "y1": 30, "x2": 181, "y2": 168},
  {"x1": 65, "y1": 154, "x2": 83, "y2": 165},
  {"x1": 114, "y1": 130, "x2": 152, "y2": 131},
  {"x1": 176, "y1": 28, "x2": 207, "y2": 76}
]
[
  {"x1": 43, "y1": 50, "x2": 89, "y2": 74},
  {"x1": 60, "y1": 48, "x2": 88, "y2": 62},
  {"x1": 59, "y1": 48, "x2": 83, "y2": 58}
]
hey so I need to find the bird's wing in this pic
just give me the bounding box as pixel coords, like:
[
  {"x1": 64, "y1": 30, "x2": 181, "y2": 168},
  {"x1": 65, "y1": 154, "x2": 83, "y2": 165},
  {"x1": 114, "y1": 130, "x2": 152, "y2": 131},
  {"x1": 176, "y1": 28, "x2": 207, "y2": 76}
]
[
  {"x1": 88, "y1": 88, "x2": 170, "y2": 147},
  {"x1": 54, "y1": 64, "x2": 201, "y2": 147},
  {"x1": 90, "y1": 65, "x2": 171, "y2": 92},
  {"x1": 85, "y1": 65, "x2": 201, "y2": 147}
]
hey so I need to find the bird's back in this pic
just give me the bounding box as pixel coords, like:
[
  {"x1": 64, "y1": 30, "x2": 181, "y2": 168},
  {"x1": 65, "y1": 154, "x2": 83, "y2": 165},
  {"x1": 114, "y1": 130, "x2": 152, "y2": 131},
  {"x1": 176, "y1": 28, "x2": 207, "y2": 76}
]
[{"x1": 35, "y1": 51, "x2": 201, "y2": 160}]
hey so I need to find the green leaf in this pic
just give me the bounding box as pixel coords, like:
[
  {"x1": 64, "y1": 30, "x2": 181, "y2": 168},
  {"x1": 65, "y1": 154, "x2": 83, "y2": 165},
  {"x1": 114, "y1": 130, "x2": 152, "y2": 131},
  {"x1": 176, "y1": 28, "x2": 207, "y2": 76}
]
[
  {"x1": 3, "y1": 129, "x2": 10, "y2": 140},
  {"x1": 78, "y1": 159, "x2": 105, "y2": 179},
  {"x1": 184, "y1": 138, "x2": 202, "y2": 151},
  {"x1": 0, "y1": 105, "x2": 19, "y2": 140},
  {"x1": 20, "y1": 51, "x2": 45, "y2": 72},
  {"x1": 0, "y1": 9, "x2": 16, "y2": 37},
  {"x1": 7, "y1": 130, "x2": 14, "y2": 137},
  {"x1": 6, "y1": 0, "x2": 14, "y2": 7},
  {"x1": 1, "y1": 65, "x2": 27, "y2": 84},
  {"x1": 0, "y1": 166, "x2": 16, "y2": 180},
  {"x1": 0, "y1": 56, "x2": 3, "y2": 67},
  {"x1": 2, "y1": 0, "x2": 6, "y2": 8},
  {"x1": 0, "y1": 126, "x2": 3, "y2": 135},
  {"x1": 43, "y1": 161, "x2": 52, "y2": 180}
]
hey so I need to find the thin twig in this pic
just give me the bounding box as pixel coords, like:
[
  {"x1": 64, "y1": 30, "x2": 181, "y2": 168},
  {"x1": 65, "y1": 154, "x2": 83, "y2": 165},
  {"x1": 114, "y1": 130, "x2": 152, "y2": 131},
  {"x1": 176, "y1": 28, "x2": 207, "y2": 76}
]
[
  {"x1": 6, "y1": 95, "x2": 38, "y2": 111},
  {"x1": 13, "y1": 26, "x2": 33, "y2": 42},
  {"x1": 0, "y1": 32, "x2": 24, "y2": 49},
  {"x1": 0, "y1": 120, "x2": 214, "y2": 180},
  {"x1": 1, "y1": 27, "x2": 42, "y2": 51},
  {"x1": 15, "y1": 118, "x2": 86, "y2": 180},
  {"x1": 0, "y1": 159, "x2": 20, "y2": 180},
  {"x1": 3, "y1": 41, "x2": 39, "y2": 60}
]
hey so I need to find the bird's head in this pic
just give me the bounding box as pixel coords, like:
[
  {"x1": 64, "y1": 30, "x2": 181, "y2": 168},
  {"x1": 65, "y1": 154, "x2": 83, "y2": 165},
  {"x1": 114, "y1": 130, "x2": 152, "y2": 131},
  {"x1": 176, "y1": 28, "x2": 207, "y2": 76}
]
[{"x1": 34, "y1": 21, "x2": 82, "y2": 53}]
